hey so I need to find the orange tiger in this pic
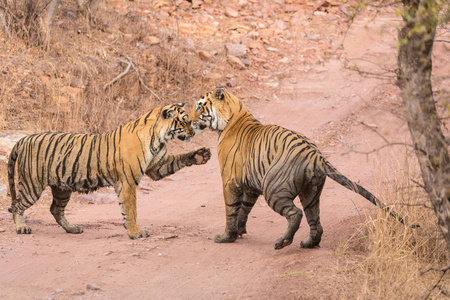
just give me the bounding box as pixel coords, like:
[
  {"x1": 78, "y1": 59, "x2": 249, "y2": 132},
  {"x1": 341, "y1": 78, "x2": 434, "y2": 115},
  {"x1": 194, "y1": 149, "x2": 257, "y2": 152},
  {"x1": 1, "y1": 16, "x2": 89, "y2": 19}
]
[{"x1": 190, "y1": 87, "x2": 417, "y2": 250}]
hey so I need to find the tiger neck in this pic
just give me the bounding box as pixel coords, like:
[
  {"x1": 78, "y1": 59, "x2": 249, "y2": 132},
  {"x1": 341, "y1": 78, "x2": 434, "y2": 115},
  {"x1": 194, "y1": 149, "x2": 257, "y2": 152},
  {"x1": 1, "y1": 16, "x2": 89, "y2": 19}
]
[
  {"x1": 218, "y1": 108, "x2": 261, "y2": 139},
  {"x1": 113, "y1": 113, "x2": 164, "y2": 156}
]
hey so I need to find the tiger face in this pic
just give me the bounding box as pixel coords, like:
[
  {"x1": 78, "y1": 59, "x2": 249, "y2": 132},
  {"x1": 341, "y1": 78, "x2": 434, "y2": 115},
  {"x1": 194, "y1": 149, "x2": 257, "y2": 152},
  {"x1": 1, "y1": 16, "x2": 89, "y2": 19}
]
[
  {"x1": 161, "y1": 103, "x2": 194, "y2": 141},
  {"x1": 190, "y1": 87, "x2": 231, "y2": 132}
]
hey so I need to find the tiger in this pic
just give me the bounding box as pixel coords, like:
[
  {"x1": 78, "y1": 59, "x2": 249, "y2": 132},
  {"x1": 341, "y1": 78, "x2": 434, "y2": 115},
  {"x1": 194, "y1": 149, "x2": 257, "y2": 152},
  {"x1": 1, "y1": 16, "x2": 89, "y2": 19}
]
[
  {"x1": 190, "y1": 87, "x2": 417, "y2": 250},
  {"x1": 8, "y1": 103, "x2": 211, "y2": 239}
]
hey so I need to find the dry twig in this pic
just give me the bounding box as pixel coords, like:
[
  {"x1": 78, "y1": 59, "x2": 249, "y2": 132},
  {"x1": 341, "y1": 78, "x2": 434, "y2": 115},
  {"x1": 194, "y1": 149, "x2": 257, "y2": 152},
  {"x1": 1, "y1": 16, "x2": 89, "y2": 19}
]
[
  {"x1": 343, "y1": 118, "x2": 412, "y2": 156},
  {"x1": 421, "y1": 265, "x2": 450, "y2": 300},
  {"x1": 99, "y1": 39, "x2": 162, "y2": 101},
  {"x1": 122, "y1": 53, "x2": 162, "y2": 101}
]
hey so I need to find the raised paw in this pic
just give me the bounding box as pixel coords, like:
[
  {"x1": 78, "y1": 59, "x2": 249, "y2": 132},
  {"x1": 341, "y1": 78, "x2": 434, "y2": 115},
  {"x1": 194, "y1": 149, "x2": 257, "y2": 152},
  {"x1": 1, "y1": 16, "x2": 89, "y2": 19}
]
[
  {"x1": 192, "y1": 147, "x2": 211, "y2": 165},
  {"x1": 16, "y1": 225, "x2": 32, "y2": 234},
  {"x1": 274, "y1": 237, "x2": 293, "y2": 250},
  {"x1": 214, "y1": 232, "x2": 238, "y2": 243},
  {"x1": 129, "y1": 230, "x2": 150, "y2": 240}
]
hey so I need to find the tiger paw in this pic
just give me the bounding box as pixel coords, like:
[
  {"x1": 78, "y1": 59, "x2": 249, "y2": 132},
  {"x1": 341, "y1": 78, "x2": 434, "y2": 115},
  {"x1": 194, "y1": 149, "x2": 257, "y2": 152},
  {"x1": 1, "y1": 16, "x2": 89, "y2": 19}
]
[
  {"x1": 16, "y1": 225, "x2": 32, "y2": 234},
  {"x1": 129, "y1": 230, "x2": 150, "y2": 240},
  {"x1": 274, "y1": 238, "x2": 293, "y2": 250},
  {"x1": 65, "y1": 225, "x2": 84, "y2": 234},
  {"x1": 192, "y1": 148, "x2": 211, "y2": 165},
  {"x1": 214, "y1": 232, "x2": 238, "y2": 243},
  {"x1": 237, "y1": 227, "x2": 247, "y2": 237},
  {"x1": 300, "y1": 239, "x2": 321, "y2": 249}
]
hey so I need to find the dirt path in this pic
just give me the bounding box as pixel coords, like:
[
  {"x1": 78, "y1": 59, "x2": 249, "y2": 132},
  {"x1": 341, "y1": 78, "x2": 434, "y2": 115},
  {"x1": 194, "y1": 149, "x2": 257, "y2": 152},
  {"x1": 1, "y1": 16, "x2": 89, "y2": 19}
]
[{"x1": 0, "y1": 13, "x2": 438, "y2": 299}]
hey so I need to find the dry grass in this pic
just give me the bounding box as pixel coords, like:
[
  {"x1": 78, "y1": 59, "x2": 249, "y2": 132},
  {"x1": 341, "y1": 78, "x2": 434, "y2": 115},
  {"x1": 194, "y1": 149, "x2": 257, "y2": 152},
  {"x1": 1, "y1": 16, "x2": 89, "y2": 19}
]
[
  {"x1": 0, "y1": 0, "x2": 221, "y2": 211},
  {"x1": 0, "y1": 0, "x2": 219, "y2": 134},
  {"x1": 0, "y1": 0, "x2": 46, "y2": 47},
  {"x1": 337, "y1": 153, "x2": 449, "y2": 299}
]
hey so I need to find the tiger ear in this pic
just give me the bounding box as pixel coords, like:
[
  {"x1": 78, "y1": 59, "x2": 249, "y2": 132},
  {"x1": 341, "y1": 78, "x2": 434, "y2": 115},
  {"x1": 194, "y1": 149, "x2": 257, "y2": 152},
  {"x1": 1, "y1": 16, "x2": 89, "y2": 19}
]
[
  {"x1": 175, "y1": 103, "x2": 185, "y2": 107},
  {"x1": 214, "y1": 87, "x2": 225, "y2": 100},
  {"x1": 162, "y1": 109, "x2": 176, "y2": 119}
]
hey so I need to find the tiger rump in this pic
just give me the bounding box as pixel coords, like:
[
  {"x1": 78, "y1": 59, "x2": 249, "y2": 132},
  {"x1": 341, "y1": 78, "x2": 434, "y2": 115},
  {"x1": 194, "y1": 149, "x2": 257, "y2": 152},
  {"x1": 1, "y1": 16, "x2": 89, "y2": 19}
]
[
  {"x1": 190, "y1": 87, "x2": 415, "y2": 250},
  {"x1": 8, "y1": 103, "x2": 211, "y2": 239}
]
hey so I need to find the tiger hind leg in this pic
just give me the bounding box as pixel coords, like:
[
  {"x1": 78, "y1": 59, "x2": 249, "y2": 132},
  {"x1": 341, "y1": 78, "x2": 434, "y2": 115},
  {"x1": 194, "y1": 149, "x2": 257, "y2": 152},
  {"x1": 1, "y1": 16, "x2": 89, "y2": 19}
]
[
  {"x1": 11, "y1": 185, "x2": 43, "y2": 234},
  {"x1": 50, "y1": 187, "x2": 83, "y2": 234},
  {"x1": 298, "y1": 175, "x2": 325, "y2": 248},
  {"x1": 265, "y1": 190, "x2": 303, "y2": 250},
  {"x1": 237, "y1": 192, "x2": 258, "y2": 236},
  {"x1": 12, "y1": 203, "x2": 32, "y2": 234}
]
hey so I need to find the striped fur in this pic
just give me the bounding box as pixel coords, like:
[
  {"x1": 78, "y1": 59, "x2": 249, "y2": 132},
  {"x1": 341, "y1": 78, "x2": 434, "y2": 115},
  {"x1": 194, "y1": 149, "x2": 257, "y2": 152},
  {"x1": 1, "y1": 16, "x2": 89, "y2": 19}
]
[
  {"x1": 190, "y1": 87, "x2": 416, "y2": 250},
  {"x1": 8, "y1": 103, "x2": 211, "y2": 239}
]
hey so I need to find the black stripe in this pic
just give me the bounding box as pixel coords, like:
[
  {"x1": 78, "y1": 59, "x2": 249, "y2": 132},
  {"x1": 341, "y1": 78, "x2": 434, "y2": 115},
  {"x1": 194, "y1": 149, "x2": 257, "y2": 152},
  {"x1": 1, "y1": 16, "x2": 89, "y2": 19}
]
[
  {"x1": 137, "y1": 156, "x2": 144, "y2": 175},
  {"x1": 71, "y1": 135, "x2": 88, "y2": 183},
  {"x1": 129, "y1": 165, "x2": 139, "y2": 186},
  {"x1": 226, "y1": 202, "x2": 242, "y2": 207},
  {"x1": 86, "y1": 135, "x2": 96, "y2": 184}
]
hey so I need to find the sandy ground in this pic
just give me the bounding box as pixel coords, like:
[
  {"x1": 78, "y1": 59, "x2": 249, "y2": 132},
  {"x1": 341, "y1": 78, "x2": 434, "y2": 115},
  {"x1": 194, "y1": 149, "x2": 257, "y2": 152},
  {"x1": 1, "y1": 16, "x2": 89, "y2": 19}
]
[{"x1": 0, "y1": 8, "x2": 448, "y2": 300}]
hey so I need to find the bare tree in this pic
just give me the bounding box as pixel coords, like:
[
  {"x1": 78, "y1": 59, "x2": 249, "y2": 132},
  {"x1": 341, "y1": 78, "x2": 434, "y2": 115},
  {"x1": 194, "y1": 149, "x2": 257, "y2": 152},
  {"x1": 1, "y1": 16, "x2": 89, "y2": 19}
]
[
  {"x1": 0, "y1": 0, "x2": 99, "y2": 47},
  {"x1": 397, "y1": 0, "x2": 450, "y2": 250},
  {"x1": 44, "y1": 0, "x2": 99, "y2": 47},
  {"x1": 43, "y1": 0, "x2": 61, "y2": 47}
]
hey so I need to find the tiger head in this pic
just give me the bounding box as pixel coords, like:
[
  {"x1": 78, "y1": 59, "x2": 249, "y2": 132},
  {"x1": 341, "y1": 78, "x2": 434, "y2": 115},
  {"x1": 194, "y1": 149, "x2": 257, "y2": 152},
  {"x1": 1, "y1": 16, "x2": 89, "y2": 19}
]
[
  {"x1": 190, "y1": 87, "x2": 238, "y2": 133},
  {"x1": 160, "y1": 103, "x2": 194, "y2": 141}
]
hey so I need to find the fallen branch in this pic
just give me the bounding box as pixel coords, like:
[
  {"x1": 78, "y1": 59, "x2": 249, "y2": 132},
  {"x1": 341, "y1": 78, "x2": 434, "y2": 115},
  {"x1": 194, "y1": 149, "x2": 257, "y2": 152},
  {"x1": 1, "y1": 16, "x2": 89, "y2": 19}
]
[
  {"x1": 122, "y1": 53, "x2": 162, "y2": 101},
  {"x1": 103, "y1": 59, "x2": 132, "y2": 90},
  {"x1": 99, "y1": 39, "x2": 162, "y2": 101}
]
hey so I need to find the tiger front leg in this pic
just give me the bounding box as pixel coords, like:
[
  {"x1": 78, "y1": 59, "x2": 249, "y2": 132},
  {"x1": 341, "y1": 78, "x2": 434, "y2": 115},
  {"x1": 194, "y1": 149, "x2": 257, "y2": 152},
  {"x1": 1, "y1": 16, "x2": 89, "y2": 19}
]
[
  {"x1": 146, "y1": 148, "x2": 211, "y2": 181},
  {"x1": 118, "y1": 184, "x2": 149, "y2": 239},
  {"x1": 215, "y1": 187, "x2": 241, "y2": 243}
]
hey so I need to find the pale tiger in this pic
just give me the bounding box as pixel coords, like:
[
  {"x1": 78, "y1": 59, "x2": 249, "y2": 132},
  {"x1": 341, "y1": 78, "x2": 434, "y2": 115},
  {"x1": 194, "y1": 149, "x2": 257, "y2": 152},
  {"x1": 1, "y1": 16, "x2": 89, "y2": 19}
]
[{"x1": 8, "y1": 103, "x2": 211, "y2": 239}]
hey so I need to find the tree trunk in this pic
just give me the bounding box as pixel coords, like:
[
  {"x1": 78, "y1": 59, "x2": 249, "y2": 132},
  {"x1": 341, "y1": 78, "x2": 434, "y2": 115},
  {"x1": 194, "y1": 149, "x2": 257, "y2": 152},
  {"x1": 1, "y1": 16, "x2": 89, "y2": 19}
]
[
  {"x1": 44, "y1": 0, "x2": 61, "y2": 48},
  {"x1": 398, "y1": 0, "x2": 450, "y2": 250}
]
